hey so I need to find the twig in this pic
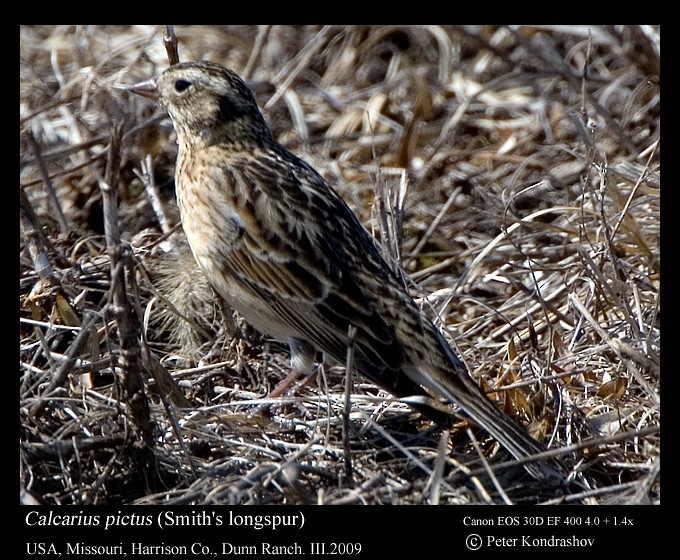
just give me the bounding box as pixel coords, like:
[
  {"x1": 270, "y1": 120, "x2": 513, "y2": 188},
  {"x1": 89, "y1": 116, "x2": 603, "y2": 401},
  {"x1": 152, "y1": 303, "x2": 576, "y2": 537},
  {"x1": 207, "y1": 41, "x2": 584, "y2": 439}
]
[
  {"x1": 264, "y1": 25, "x2": 334, "y2": 110},
  {"x1": 425, "y1": 429, "x2": 449, "y2": 505},
  {"x1": 482, "y1": 425, "x2": 660, "y2": 477},
  {"x1": 163, "y1": 25, "x2": 179, "y2": 65},
  {"x1": 136, "y1": 154, "x2": 172, "y2": 234},
  {"x1": 20, "y1": 187, "x2": 59, "y2": 287},
  {"x1": 242, "y1": 25, "x2": 271, "y2": 80},
  {"x1": 21, "y1": 434, "x2": 126, "y2": 463},
  {"x1": 99, "y1": 123, "x2": 157, "y2": 478},
  {"x1": 26, "y1": 131, "x2": 69, "y2": 234},
  {"x1": 569, "y1": 293, "x2": 659, "y2": 405},
  {"x1": 342, "y1": 325, "x2": 357, "y2": 483},
  {"x1": 611, "y1": 139, "x2": 659, "y2": 239},
  {"x1": 28, "y1": 311, "x2": 99, "y2": 418},
  {"x1": 408, "y1": 184, "x2": 461, "y2": 266},
  {"x1": 468, "y1": 428, "x2": 513, "y2": 505}
]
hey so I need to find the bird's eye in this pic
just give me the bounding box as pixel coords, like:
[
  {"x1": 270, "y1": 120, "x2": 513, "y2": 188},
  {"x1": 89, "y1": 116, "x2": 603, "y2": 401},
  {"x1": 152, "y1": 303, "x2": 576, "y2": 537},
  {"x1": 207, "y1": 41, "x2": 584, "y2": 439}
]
[{"x1": 174, "y1": 79, "x2": 192, "y2": 93}]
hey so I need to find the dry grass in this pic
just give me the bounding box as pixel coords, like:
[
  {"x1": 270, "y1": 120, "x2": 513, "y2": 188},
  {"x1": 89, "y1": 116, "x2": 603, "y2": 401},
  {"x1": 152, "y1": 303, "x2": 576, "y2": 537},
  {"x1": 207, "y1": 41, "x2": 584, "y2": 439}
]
[{"x1": 20, "y1": 25, "x2": 659, "y2": 505}]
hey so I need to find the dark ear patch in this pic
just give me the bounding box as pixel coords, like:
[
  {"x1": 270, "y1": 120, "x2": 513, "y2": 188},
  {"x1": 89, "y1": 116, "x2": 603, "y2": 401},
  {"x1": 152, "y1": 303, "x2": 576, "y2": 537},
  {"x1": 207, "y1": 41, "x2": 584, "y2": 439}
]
[{"x1": 218, "y1": 95, "x2": 247, "y2": 122}]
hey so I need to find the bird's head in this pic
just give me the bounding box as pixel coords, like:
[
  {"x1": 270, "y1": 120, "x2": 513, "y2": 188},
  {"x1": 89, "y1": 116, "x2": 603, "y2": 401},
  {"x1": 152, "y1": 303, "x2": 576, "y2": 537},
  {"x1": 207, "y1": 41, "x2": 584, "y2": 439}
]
[{"x1": 127, "y1": 61, "x2": 272, "y2": 147}]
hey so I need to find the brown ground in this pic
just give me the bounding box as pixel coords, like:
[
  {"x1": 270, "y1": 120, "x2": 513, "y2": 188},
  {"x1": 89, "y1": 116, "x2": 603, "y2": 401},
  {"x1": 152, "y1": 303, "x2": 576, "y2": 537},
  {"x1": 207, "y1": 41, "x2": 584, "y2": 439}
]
[{"x1": 20, "y1": 25, "x2": 659, "y2": 505}]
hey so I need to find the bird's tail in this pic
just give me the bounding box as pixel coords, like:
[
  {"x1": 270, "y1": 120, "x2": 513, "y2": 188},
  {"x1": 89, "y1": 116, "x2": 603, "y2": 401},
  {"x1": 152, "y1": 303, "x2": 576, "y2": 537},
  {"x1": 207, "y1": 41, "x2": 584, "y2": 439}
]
[
  {"x1": 413, "y1": 332, "x2": 564, "y2": 480},
  {"x1": 431, "y1": 370, "x2": 563, "y2": 479}
]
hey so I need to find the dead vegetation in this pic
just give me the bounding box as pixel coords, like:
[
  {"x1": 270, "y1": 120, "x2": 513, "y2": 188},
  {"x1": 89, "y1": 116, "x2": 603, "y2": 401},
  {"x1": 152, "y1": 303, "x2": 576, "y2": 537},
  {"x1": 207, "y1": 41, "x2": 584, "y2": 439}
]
[{"x1": 20, "y1": 25, "x2": 659, "y2": 505}]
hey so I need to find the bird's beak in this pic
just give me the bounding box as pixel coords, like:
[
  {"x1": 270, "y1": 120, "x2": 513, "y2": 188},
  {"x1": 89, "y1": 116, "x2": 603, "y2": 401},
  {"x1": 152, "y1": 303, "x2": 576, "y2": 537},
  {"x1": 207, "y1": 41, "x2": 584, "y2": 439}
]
[{"x1": 124, "y1": 78, "x2": 159, "y2": 100}]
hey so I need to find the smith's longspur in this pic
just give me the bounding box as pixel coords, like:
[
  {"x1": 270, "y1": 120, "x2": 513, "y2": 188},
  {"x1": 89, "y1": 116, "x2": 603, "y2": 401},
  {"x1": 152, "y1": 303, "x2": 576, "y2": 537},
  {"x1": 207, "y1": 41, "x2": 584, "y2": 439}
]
[{"x1": 129, "y1": 61, "x2": 562, "y2": 479}]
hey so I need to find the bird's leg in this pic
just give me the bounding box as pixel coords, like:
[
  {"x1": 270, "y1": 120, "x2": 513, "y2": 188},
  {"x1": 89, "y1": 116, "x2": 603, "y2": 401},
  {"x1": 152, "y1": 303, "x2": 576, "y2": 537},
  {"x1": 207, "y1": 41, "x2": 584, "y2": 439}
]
[
  {"x1": 255, "y1": 338, "x2": 317, "y2": 417},
  {"x1": 266, "y1": 370, "x2": 305, "y2": 399}
]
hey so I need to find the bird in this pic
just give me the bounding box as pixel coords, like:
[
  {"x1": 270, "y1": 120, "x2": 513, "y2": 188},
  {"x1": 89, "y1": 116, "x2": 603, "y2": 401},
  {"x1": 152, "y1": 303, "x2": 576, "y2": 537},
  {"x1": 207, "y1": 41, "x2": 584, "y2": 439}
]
[{"x1": 127, "y1": 60, "x2": 562, "y2": 479}]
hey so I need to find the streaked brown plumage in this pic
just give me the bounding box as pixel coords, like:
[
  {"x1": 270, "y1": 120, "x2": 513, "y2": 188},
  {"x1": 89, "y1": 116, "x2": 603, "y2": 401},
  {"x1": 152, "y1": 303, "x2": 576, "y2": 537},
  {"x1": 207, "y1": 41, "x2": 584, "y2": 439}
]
[{"x1": 129, "y1": 61, "x2": 562, "y2": 479}]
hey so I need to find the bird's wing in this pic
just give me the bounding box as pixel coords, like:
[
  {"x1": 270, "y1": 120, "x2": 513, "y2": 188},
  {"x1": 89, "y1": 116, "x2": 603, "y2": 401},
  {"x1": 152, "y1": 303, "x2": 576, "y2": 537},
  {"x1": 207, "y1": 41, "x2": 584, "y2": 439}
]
[{"x1": 218, "y1": 146, "x2": 407, "y2": 373}]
